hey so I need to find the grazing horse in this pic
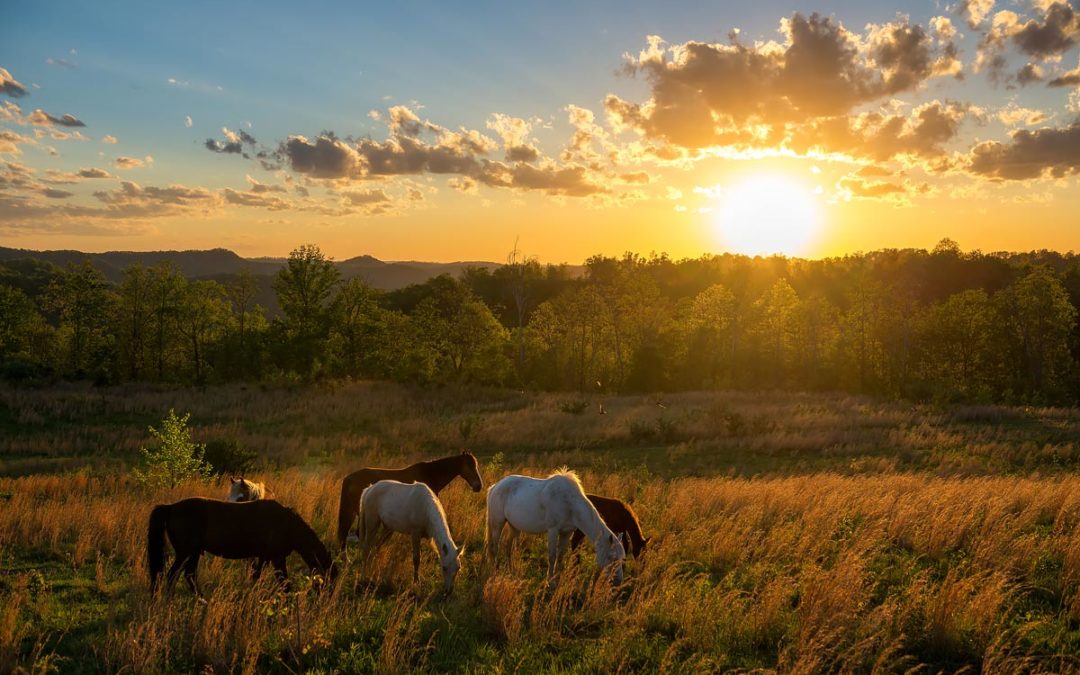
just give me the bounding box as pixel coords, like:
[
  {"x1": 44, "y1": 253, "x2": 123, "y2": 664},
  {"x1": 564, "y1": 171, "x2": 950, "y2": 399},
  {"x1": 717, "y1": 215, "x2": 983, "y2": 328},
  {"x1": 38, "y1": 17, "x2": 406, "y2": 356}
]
[
  {"x1": 358, "y1": 480, "x2": 464, "y2": 593},
  {"x1": 227, "y1": 477, "x2": 268, "y2": 502},
  {"x1": 337, "y1": 452, "x2": 483, "y2": 553},
  {"x1": 485, "y1": 470, "x2": 625, "y2": 586},
  {"x1": 147, "y1": 498, "x2": 334, "y2": 596},
  {"x1": 570, "y1": 494, "x2": 650, "y2": 558}
]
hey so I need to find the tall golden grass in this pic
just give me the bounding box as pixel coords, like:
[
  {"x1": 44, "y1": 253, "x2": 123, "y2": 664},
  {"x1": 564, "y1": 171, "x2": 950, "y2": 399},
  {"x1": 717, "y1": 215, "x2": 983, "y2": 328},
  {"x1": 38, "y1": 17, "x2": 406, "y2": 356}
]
[{"x1": 2, "y1": 465, "x2": 1078, "y2": 672}]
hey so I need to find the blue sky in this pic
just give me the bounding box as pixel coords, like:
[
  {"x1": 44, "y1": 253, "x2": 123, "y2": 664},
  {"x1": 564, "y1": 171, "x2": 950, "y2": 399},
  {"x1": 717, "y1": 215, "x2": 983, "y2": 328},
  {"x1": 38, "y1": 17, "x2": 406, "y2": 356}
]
[{"x1": 2, "y1": 0, "x2": 1079, "y2": 260}]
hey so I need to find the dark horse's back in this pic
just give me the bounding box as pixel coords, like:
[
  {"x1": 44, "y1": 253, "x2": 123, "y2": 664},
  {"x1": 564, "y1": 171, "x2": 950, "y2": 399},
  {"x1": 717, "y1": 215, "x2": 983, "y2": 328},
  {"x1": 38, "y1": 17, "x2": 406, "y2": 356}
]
[
  {"x1": 148, "y1": 497, "x2": 326, "y2": 590},
  {"x1": 572, "y1": 493, "x2": 648, "y2": 557},
  {"x1": 338, "y1": 467, "x2": 405, "y2": 549}
]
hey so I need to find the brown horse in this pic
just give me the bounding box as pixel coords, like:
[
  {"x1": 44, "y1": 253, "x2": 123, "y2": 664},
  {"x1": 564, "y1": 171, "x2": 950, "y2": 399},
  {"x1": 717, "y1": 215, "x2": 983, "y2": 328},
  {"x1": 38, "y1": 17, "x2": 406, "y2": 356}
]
[
  {"x1": 337, "y1": 451, "x2": 483, "y2": 552},
  {"x1": 148, "y1": 498, "x2": 334, "y2": 595},
  {"x1": 570, "y1": 494, "x2": 650, "y2": 558}
]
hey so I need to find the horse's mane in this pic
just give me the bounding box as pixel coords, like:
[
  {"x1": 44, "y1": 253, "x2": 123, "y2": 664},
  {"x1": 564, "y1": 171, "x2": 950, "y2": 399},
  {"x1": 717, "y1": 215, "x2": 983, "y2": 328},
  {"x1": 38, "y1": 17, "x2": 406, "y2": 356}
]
[{"x1": 548, "y1": 467, "x2": 583, "y2": 490}]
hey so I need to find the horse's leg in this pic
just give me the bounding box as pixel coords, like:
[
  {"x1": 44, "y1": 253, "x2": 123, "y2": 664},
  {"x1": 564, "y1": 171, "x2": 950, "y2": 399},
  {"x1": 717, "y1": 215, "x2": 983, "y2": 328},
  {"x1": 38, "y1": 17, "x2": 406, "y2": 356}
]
[
  {"x1": 182, "y1": 554, "x2": 201, "y2": 597},
  {"x1": 556, "y1": 531, "x2": 573, "y2": 574},
  {"x1": 486, "y1": 513, "x2": 505, "y2": 568},
  {"x1": 546, "y1": 529, "x2": 560, "y2": 579},
  {"x1": 411, "y1": 534, "x2": 422, "y2": 583},
  {"x1": 251, "y1": 558, "x2": 266, "y2": 581},
  {"x1": 504, "y1": 526, "x2": 518, "y2": 572},
  {"x1": 272, "y1": 557, "x2": 291, "y2": 591}
]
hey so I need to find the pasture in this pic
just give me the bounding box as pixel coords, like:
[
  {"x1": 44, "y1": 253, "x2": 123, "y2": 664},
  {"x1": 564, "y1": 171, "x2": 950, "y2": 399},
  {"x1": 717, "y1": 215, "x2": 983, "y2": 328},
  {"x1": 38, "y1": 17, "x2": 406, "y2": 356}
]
[{"x1": 2, "y1": 382, "x2": 1079, "y2": 673}]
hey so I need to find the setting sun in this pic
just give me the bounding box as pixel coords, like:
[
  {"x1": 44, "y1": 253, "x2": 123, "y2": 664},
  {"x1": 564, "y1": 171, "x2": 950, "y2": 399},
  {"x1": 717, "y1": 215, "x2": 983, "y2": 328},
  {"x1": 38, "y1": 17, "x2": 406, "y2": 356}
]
[{"x1": 714, "y1": 174, "x2": 823, "y2": 257}]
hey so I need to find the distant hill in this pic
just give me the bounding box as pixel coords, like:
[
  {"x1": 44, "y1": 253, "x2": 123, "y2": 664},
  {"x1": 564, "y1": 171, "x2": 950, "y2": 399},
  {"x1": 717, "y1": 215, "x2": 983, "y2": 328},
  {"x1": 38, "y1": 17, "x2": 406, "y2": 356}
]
[{"x1": 0, "y1": 246, "x2": 501, "y2": 290}]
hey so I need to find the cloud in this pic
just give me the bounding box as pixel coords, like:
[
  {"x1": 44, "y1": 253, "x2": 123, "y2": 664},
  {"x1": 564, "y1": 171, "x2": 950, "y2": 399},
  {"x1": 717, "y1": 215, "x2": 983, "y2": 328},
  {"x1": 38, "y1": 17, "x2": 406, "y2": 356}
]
[
  {"x1": 607, "y1": 14, "x2": 958, "y2": 151},
  {"x1": 1010, "y1": 2, "x2": 1080, "y2": 60},
  {"x1": 838, "y1": 176, "x2": 909, "y2": 199},
  {"x1": 28, "y1": 110, "x2": 87, "y2": 127},
  {"x1": 1016, "y1": 63, "x2": 1045, "y2": 85},
  {"x1": 1049, "y1": 59, "x2": 1080, "y2": 86},
  {"x1": 205, "y1": 127, "x2": 258, "y2": 155},
  {"x1": 788, "y1": 101, "x2": 970, "y2": 162},
  {"x1": 184, "y1": 115, "x2": 193, "y2": 128},
  {"x1": 0, "y1": 67, "x2": 28, "y2": 98},
  {"x1": 167, "y1": 77, "x2": 189, "y2": 87},
  {"x1": 958, "y1": 0, "x2": 995, "y2": 29},
  {"x1": 966, "y1": 119, "x2": 1080, "y2": 179},
  {"x1": 41, "y1": 187, "x2": 74, "y2": 199},
  {"x1": 487, "y1": 113, "x2": 541, "y2": 162},
  {"x1": 221, "y1": 187, "x2": 290, "y2": 211},
  {"x1": 45, "y1": 57, "x2": 77, "y2": 69},
  {"x1": 78, "y1": 167, "x2": 111, "y2": 178},
  {"x1": 101, "y1": 134, "x2": 118, "y2": 144},
  {"x1": 94, "y1": 180, "x2": 218, "y2": 209},
  {"x1": 206, "y1": 138, "x2": 242, "y2": 154},
  {"x1": 996, "y1": 101, "x2": 1050, "y2": 126},
  {"x1": 0, "y1": 129, "x2": 33, "y2": 155},
  {"x1": 113, "y1": 155, "x2": 152, "y2": 169},
  {"x1": 342, "y1": 188, "x2": 391, "y2": 205}
]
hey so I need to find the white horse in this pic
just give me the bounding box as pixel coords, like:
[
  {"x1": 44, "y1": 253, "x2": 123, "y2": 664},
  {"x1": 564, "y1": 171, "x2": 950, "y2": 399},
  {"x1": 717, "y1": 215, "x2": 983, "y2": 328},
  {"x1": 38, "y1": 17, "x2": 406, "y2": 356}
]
[
  {"x1": 485, "y1": 470, "x2": 625, "y2": 585},
  {"x1": 227, "y1": 477, "x2": 267, "y2": 502},
  {"x1": 358, "y1": 480, "x2": 464, "y2": 593}
]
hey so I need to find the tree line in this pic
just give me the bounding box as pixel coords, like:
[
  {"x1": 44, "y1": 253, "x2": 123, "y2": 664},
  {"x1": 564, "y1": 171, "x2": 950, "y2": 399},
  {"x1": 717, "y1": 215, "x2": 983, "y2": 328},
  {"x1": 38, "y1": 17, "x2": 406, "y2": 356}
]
[{"x1": 1, "y1": 239, "x2": 1078, "y2": 405}]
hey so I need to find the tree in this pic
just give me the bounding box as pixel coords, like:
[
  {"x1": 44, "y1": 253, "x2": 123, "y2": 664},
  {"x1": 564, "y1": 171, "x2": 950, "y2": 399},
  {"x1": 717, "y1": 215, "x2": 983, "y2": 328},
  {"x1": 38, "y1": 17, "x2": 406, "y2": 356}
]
[
  {"x1": 677, "y1": 283, "x2": 736, "y2": 388},
  {"x1": 0, "y1": 285, "x2": 46, "y2": 369},
  {"x1": 115, "y1": 265, "x2": 152, "y2": 380},
  {"x1": 176, "y1": 280, "x2": 230, "y2": 383},
  {"x1": 131, "y1": 409, "x2": 212, "y2": 488},
  {"x1": 274, "y1": 244, "x2": 339, "y2": 376},
  {"x1": 44, "y1": 262, "x2": 113, "y2": 378},
  {"x1": 226, "y1": 268, "x2": 261, "y2": 376},
  {"x1": 147, "y1": 263, "x2": 186, "y2": 381},
  {"x1": 919, "y1": 289, "x2": 995, "y2": 400},
  {"x1": 997, "y1": 266, "x2": 1077, "y2": 401}
]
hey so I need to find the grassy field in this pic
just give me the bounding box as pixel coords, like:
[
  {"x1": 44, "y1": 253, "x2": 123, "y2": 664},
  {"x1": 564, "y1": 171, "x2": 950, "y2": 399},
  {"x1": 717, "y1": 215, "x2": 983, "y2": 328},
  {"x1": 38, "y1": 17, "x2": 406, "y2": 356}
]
[{"x1": 2, "y1": 382, "x2": 1080, "y2": 673}]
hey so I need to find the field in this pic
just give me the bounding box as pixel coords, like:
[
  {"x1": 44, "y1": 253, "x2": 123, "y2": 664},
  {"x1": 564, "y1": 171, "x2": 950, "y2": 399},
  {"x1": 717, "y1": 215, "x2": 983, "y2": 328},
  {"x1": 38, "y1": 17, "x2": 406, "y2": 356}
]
[{"x1": 2, "y1": 382, "x2": 1080, "y2": 673}]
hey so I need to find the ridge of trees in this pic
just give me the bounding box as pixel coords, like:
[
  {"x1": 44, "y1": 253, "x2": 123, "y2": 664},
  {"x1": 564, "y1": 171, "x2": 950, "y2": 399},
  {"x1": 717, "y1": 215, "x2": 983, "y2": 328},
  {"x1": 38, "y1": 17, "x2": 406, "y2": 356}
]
[{"x1": 1, "y1": 239, "x2": 1078, "y2": 405}]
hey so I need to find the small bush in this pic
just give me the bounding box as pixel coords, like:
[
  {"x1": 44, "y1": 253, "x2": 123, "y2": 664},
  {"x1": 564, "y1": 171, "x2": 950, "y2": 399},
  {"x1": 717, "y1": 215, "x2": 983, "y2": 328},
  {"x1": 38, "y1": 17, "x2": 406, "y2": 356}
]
[
  {"x1": 202, "y1": 438, "x2": 258, "y2": 476},
  {"x1": 559, "y1": 399, "x2": 589, "y2": 415},
  {"x1": 130, "y1": 409, "x2": 211, "y2": 488}
]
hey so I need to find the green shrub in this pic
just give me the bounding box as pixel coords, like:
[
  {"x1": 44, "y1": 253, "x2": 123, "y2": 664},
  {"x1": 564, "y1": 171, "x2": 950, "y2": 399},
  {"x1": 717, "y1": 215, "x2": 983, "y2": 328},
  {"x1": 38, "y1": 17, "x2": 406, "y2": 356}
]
[
  {"x1": 558, "y1": 399, "x2": 589, "y2": 415},
  {"x1": 130, "y1": 409, "x2": 211, "y2": 488}
]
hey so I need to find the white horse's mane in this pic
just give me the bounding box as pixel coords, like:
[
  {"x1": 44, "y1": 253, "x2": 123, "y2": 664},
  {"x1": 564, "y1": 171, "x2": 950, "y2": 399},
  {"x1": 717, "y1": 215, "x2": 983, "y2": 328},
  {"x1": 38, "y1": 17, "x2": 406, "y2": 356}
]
[{"x1": 548, "y1": 467, "x2": 583, "y2": 490}]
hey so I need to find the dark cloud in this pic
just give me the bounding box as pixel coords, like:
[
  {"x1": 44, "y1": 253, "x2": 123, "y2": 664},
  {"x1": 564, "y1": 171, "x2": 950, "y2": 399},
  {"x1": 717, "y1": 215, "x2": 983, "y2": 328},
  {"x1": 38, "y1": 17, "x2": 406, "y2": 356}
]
[
  {"x1": 29, "y1": 110, "x2": 86, "y2": 127},
  {"x1": 205, "y1": 138, "x2": 242, "y2": 154},
  {"x1": 1011, "y1": 2, "x2": 1080, "y2": 60},
  {"x1": 77, "y1": 167, "x2": 111, "y2": 179},
  {"x1": 282, "y1": 135, "x2": 360, "y2": 178},
  {"x1": 506, "y1": 144, "x2": 540, "y2": 162},
  {"x1": 1048, "y1": 63, "x2": 1080, "y2": 86},
  {"x1": 1016, "y1": 63, "x2": 1044, "y2": 85},
  {"x1": 94, "y1": 180, "x2": 218, "y2": 209},
  {"x1": 113, "y1": 156, "x2": 150, "y2": 170},
  {"x1": 222, "y1": 187, "x2": 290, "y2": 210},
  {"x1": 0, "y1": 67, "x2": 28, "y2": 98},
  {"x1": 967, "y1": 119, "x2": 1080, "y2": 179},
  {"x1": 41, "y1": 187, "x2": 74, "y2": 199}
]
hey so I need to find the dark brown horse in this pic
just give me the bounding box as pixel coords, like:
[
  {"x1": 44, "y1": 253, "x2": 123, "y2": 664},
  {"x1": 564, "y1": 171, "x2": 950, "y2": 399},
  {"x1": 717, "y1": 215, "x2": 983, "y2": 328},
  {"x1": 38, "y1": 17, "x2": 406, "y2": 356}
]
[
  {"x1": 570, "y1": 494, "x2": 650, "y2": 558},
  {"x1": 337, "y1": 452, "x2": 483, "y2": 552},
  {"x1": 148, "y1": 498, "x2": 334, "y2": 595}
]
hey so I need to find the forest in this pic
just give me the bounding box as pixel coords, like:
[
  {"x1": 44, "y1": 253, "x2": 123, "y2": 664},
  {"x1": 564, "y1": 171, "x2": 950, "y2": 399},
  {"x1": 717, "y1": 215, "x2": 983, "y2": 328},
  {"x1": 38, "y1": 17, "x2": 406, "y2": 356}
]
[{"x1": 0, "y1": 238, "x2": 1078, "y2": 405}]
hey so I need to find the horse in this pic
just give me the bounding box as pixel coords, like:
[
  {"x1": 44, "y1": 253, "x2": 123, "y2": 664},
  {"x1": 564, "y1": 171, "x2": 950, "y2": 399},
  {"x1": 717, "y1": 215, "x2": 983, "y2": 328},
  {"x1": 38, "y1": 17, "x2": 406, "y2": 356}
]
[
  {"x1": 337, "y1": 451, "x2": 483, "y2": 553},
  {"x1": 147, "y1": 498, "x2": 334, "y2": 596},
  {"x1": 227, "y1": 477, "x2": 268, "y2": 502},
  {"x1": 485, "y1": 470, "x2": 625, "y2": 586},
  {"x1": 570, "y1": 494, "x2": 650, "y2": 558},
  {"x1": 357, "y1": 480, "x2": 465, "y2": 594}
]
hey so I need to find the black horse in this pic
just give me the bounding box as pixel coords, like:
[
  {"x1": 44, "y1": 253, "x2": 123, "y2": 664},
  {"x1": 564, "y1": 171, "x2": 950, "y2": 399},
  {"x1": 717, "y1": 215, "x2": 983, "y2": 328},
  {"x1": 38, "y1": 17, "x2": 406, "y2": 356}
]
[{"x1": 148, "y1": 498, "x2": 334, "y2": 595}]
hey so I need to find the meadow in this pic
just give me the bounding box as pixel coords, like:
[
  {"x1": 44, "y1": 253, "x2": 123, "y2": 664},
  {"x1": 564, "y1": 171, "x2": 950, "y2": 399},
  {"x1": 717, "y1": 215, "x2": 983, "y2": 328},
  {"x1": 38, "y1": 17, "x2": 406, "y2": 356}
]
[{"x1": 2, "y1": 381, "x2": 1080, "y2": 673}]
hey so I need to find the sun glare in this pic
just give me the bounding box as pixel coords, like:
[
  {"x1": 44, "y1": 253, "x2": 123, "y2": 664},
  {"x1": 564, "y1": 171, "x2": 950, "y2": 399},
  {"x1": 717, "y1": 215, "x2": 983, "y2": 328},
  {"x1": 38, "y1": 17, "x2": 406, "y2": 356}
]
[{"x1": 713, "y1": 174, "x2": 822, "y2": 257}]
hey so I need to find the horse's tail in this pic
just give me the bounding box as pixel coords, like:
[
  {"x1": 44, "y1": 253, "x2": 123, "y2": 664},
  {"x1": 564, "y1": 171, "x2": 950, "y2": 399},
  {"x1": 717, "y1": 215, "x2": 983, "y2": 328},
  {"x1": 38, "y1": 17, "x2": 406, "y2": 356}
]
[
  {"x1": 337, "y1": 476, "x2": 357, "y2": 551},
  {"x1": 147, "y1": 504, "x2": 171, "y2": 592}
]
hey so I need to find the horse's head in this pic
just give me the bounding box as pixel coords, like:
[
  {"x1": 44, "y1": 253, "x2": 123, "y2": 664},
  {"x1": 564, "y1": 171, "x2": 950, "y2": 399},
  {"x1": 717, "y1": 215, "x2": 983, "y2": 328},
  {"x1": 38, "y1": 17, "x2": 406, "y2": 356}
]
[
  {"x1": 227, "y1": 477, "x2": 260, "y2": 502},
  {"x1": 439, "y1": 542, "x2": 465, "y2": 594},
  {"x1": 459, "y1": 451, "x2": 483, "y2": 493},
  {"x1": 597, "y1": 531, "x2": 626, "y2": 585}
]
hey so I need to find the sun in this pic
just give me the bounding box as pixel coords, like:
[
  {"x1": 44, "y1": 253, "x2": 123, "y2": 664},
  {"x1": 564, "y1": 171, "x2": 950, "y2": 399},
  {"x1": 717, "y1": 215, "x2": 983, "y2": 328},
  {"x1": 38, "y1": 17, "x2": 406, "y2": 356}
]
[{"x1": 713, "y1": 174, "x2": 823, "y2": 257}]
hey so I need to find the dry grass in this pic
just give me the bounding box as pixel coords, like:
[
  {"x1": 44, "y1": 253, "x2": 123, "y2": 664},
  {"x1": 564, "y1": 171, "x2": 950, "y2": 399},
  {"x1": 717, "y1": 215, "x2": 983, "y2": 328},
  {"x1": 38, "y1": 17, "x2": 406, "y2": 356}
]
[{"x1": 2, "y1": 464, "x2": 1079, "y2": 672}]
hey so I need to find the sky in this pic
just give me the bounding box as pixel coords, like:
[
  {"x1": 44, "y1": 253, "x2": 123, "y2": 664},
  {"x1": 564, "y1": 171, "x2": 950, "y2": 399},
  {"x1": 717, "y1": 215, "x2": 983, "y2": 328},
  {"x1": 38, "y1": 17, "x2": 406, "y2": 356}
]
[{"x1": 1, "y1": 0, "x2": 1079, "y2": 263}]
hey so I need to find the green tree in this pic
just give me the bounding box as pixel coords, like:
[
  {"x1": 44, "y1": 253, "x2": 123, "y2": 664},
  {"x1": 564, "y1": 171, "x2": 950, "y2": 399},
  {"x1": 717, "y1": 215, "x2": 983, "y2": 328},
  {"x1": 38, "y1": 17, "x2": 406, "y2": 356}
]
[
  {"x1": 177, "y1": 280, "x2": 230, "y2": 383},
  {"x1": 147, "y1": 263, "x2": 186, "y2": 381},
  {"x1": 997, "y1": 266, "x2": 1077, "y2": 400},
  {"x1": 131, "y1": 409, "x2": 212, "y2": 488},
  {"x1": 919, "y1": 289, "x2": 995, "y2": 400},
  {"x1": 274, "y1": 244, "x2": 340, "y2": 377},
  {"x1": 44, "y1": 262, "x2": 113, "y2": 378},
  {"x1": 115, "y1": 265, "x2": 152, "y2": 380}
]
